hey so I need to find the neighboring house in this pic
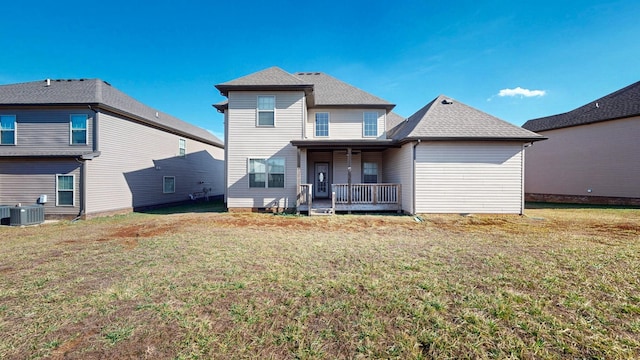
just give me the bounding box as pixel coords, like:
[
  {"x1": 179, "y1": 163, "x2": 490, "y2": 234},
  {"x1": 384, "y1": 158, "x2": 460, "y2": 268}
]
[
  {"x1": 522, "y1": 81, "x2": 640, "y2": 206},
  {"x1": 214, "y1": 67, "x2": 544, "y2": 214},
  {"x1": 0, "y1": 79, "x2": 224, "y2": 219}
]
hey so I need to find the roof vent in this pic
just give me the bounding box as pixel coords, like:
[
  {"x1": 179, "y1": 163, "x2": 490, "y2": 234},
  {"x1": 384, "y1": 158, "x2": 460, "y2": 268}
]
[
  {"x1": 441, "y1": 99, "x2": 454, "y2": 105},
  {"x1": 45, "y1": 79, "x2": 51, "y2": 87},
  {"x1": 595, "y1": 102, "x2": 599, "y2": 108}
]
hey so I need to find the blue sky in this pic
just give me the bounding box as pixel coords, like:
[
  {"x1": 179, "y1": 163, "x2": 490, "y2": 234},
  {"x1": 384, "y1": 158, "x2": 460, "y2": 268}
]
[{"x1": 2, "y1": 0, "x2": 639, "y2": 141}]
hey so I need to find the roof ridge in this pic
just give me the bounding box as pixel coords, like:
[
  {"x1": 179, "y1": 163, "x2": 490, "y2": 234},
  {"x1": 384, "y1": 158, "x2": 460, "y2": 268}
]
[{"x1": 523, "y1": 80, "x2": 640, "y2": 132}]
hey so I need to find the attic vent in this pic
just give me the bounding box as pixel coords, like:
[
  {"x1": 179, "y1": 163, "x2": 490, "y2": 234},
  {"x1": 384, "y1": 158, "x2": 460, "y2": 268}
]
[{"x1": 441, "y1": 99, "x2": 454, "y2": 105}]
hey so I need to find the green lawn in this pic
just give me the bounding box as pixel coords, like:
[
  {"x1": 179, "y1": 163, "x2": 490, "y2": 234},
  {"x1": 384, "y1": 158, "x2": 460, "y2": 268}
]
[{"x1": 1, "y1": 206, "x2": 639, "y2": 359}]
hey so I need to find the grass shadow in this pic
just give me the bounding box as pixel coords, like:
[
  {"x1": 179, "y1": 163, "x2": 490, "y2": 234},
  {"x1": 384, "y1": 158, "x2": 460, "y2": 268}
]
[
  {"x1": 526, "y1": 202, "x2": 640, "y2": 210},
  {"x1": 140, "y1": 200, "x2": 226, "y2": 215}
]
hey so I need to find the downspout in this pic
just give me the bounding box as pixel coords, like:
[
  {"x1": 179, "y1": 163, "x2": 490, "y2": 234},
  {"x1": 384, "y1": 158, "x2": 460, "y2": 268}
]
[
  {"x1": 73, "y1": 157, "x2": 87, "y2": 220},
  {"x1": 72, "y1": 106, "x2": 100, "y2": 221},
  {"x1": 412, "y1": 139, "x2": 421, "y2": 215},
  {"x1": 89, "y1": 105, "x2": 99, "y2": 153},
  {"x1": 521, "y1": 143, "x2": 531, "y2": 215}
]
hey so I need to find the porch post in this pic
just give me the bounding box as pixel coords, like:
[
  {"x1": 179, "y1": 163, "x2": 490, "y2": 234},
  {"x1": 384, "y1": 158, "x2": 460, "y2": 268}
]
[
  {"x1": 296, "y1": 148, "x2": 301, "y2": 215},
  {"x1": 347, "y1": 147, "x2": 352, "y2": 206}
]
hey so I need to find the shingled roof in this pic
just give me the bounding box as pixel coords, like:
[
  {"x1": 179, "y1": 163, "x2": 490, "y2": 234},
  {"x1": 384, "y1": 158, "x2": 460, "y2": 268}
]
[
  {"x1": 214, "y1": 67, "x2": 395, "y2": 110},
  {"x1": 215, "y1": 67, "x2": 313, "y2": 97},
  {"x1": 388, "y1": 95, "x2": 545, "y2": 142},
  {"x1": 522, "y1": 80, "x2": 640, "y2": 132},
  {"x1": 0, "y1": 79, "x2": 223, "y2": 147},
  {"x1": 294, "y1": 72, "x2": 395, "y2": 110}
]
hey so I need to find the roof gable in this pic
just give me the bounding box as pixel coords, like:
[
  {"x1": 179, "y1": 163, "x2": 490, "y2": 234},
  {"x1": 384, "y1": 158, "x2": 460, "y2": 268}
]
[
  {"x1": 215, "y1": 67, "x2": 313, "y2": 96},
  {"x1": 0, "y1": 79, "x2": 223, "y2": 147},
  {"x1": 522, "y1": 80, "x2": 640, "y2": 132},
  {"x1": 294, "y1": 72, "x2": 395, "y2": 110},
  {"x1": 214, "y1": 67, "x2": 395, "y2": 110},
  {"x1": 389, "y1": 95, "x2": 544, "y2": 141}
]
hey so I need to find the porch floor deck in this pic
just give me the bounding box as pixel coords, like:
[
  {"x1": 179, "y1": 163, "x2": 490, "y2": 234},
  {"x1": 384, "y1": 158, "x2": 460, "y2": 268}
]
[{"x1": 298, "y1": 199, "x2": 401, "y2": 215}]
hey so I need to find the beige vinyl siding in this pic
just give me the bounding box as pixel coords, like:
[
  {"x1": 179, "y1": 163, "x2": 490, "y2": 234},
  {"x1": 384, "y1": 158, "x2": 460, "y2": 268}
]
[
  {"x1": 86, "y1": 111, "x2": 224, "y2": 215},
  {"x1": 0, "y1": 158, "x2": 81, "y2": 216},
  {"x1": 226, "y1": 91, "x2": 304, "y2": 209},
  {"x1": 332, "y1": 151, "x2": 361, "y2": 184},
  {"x1": 382, "y1": 144, "x2": 414, "y2": 214},
  {"x1": 306, "y1": 109, "x2": 386, "y2": 139},
  {"x1": 525, "y1": 116, "x2": 640, "y2": 198},
  {"x1": 0, "y1": 109, "x2": 93, "y2": 155},
  {"x1": 415, "y1": 142, "x2": 524, "y2": 214}
]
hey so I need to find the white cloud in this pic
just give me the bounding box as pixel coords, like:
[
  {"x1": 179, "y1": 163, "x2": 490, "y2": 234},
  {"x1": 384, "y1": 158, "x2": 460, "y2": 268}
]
[{"x1": 498, "y1": 87, "x2": 546, "y2": 98}]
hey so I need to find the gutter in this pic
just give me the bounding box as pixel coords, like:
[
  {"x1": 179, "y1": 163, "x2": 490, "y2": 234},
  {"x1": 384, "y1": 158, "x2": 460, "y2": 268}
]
[{"x1": 412, "y1": 139, "x2": 420, "y2": 215}]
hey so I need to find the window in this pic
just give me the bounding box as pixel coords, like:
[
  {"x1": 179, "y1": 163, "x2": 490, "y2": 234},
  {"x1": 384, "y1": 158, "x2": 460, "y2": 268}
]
[
  {"x1": 70, "y1": 114, "x2": 87, "y2": 144},
  {"x1": 363, "y1": 112, "x2": 378, "y2": 137},
  {"x1": 249, "y1": 158, "x2": 285, "y2": 188},
  {"x1": 257, "y1": 96, "x2": 275, "y2": 126},
  {"x1": 363, "y1": 162, "x2": 378, "y2": 183},
  {"x1": 56, "y1": 175, "x2": 75, "y2": 206},
  {"x1": 0, "y1": 115, "x2": 16, "y2": 145},
  {"x1": 315, "y1": 112, "x2": 329, "y2": 137},
  {"x1": 163, "y1": 176, "x2": 176, "y2": 193},
  {"x1": 179, "y1": 139, "x2": 186, "y2": 157}
]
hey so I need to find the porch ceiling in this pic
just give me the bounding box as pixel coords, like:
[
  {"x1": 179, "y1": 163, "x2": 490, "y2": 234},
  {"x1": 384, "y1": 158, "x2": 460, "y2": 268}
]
[{"x1": 290, "y1": 139, "x2": 400, "y2": 150}]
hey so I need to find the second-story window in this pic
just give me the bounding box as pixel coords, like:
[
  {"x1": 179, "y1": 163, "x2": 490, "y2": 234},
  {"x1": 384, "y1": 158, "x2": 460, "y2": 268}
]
[
  {"x1": 70, "y1": 114, "x2": 87, "y2": 145},
  {"x1": 179, "y1": 138, "x2": 186, "y2": 157},
  {"x1": 257, "y1": 96, "x2": 275, "y2": 126},
  {"x1": 0, "y1": 115, "x2": 16, "y2": 145},
  {"x1": 315, "y1": 112, "x2": 329, "y2": 137},
  {"x1": 363, "y1": 112, "x2": 378, "y2": 137}
]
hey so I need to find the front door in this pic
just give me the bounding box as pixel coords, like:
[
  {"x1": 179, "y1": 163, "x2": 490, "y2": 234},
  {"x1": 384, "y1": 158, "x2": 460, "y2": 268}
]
[{"x1": 314, "y1": 163, "x2": 329, "y2": 198}]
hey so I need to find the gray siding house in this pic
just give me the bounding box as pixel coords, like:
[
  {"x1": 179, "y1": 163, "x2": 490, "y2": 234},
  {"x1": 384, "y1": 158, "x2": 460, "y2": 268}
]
[
  {"x1": 215, "y1": 67, "x2": 544, "y2": 214},
  {"x1": 0, "y1": 79, "x2": 224, "y2": 219},
  {"x1": 522, "y1": 80, "x2": 640, "y2": 205}
]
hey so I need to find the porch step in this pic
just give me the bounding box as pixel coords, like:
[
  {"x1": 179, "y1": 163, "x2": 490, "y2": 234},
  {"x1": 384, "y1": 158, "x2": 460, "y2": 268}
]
[{"x1": 309, "y1": 208, "x2": 334, "y2": 216}]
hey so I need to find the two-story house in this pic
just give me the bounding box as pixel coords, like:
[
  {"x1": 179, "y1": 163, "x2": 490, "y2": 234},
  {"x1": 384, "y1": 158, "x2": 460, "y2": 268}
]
[
  {"x1": 215, "y1": 67, "x2": 545, "y2": 214},
  {"x1": 0, "y1": 79, "x2": 224, "y2": 219},
  {"x1": 522, "y1": 80, "x2": 640, "y2": 206}
]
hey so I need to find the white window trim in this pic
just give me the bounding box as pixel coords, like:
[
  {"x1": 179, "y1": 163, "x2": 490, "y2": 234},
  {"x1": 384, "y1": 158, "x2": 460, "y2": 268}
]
[
  {"x1": 363, "y1": 112, "x2": 378, "y2": 138},
  {"x1": 256, "y1": 95, "x2": 276, "y2": 127},
  {"x1": 179, "y1": 138, "x2": 186, "y2": 157},
  {"x1": 248, "y1": 157, "x2": 285, "y2": 188},
  {"x1": 314, "y1": 112, "x2": 330, "y2": 138},
  {"x1": 163, "y1": 176, "x2": 176, "y2": 194},
  {"x1": 69, "y1": 114, "x2": 88, "y2": 145},
  {"x1": 56, "y1": 174, "x2": 75, "y2": 207},
  {"x1": 0, "y1": 115, "x2": 17, "y2": 145}
]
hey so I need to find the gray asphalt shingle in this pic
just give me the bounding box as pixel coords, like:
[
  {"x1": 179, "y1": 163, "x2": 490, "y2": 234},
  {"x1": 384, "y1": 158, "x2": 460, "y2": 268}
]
[
  {"x1": 0, "y1": 79, "x2": 223, "y2": 147},
  {"x1": 389, "y1": 95, "x2": 544, "y2": 141},
  {"x1": 522, "y1": 80, "x2": 640, "y2": 132}
]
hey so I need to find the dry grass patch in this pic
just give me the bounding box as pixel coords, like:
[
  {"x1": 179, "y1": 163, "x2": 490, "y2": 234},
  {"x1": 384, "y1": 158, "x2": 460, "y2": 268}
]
[{"x1": 0, "y1": 206, "x2": 639, "y2": 359}]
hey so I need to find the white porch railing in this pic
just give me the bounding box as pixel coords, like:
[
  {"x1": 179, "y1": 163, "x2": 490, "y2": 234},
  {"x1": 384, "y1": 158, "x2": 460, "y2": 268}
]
[
  {"x1": 332, "y1": 183, "x2": 400, "y2": 205},
  {"x1": 298, "y1": 183, "x2": 401, "y2": 214}
]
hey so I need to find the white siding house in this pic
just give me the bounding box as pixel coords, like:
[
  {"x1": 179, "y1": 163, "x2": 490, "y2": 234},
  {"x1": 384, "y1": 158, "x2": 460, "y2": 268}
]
[{"x1": 215, "y1": 67, "x2": 544, "y2": 214}]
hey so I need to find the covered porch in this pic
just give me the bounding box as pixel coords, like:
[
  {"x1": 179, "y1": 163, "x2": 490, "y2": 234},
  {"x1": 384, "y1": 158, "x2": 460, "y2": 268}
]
[{"x1": 291, "y1": 139, "x2": 402, "y2": 215}]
